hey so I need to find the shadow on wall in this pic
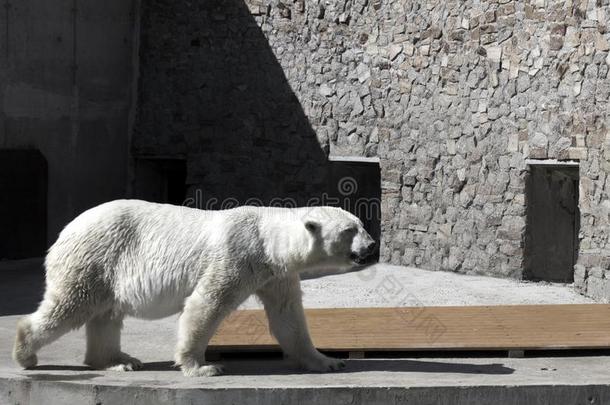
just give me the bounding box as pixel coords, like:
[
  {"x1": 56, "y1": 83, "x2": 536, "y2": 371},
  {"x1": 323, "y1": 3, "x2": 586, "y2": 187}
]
[
  {"x1": 135, "y1": 0, "x2": 330, "y2": 207},
  {"x1": 2, "y1": 0, "x2": 136, "y2": 244},
  {"x1": 0, "y1": 150, "x2": 47, "y2": 259}
]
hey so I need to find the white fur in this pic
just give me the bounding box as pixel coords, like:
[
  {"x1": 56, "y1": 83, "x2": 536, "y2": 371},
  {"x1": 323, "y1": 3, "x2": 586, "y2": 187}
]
[{"x1": 13, "y1": 200, "x2": 374, "y2": 376}]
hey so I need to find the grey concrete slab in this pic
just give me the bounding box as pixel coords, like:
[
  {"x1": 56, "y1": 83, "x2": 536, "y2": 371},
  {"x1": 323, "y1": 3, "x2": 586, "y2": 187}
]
[
  {"x1": 2, "y1": 311, "x2": 610, "y2": 404},
  {"x1": 2, "y1": 306, "x2": 610, "y2": 404}
]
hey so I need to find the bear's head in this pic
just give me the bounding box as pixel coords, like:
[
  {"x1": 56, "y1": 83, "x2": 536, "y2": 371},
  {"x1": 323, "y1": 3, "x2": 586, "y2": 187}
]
[{"x1": 301, "y1": 207, "x2": 376, "y2": 270}]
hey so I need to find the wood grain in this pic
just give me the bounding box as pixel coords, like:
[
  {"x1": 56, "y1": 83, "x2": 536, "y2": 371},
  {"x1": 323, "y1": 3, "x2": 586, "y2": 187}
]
[{"x1": 208, "y1": 304, "x2": 610, "y2": 352}]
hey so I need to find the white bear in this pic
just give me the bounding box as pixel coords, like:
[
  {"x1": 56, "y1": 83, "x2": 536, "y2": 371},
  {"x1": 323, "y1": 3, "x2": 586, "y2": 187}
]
[{"x1": 13, "y1": 200, "x2": 376, "y2": 377}]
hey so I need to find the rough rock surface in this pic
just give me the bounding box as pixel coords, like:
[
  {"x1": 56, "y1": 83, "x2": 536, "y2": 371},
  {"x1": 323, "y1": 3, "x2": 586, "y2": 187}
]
[{"x1": 134, "y1": 0, "x2": 610, "y2": 298}]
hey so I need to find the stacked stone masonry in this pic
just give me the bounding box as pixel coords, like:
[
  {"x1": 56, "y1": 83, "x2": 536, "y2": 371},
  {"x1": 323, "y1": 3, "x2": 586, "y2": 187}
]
[{"x1": 135, "y1": 0, "x2": 610, "y2": 298}]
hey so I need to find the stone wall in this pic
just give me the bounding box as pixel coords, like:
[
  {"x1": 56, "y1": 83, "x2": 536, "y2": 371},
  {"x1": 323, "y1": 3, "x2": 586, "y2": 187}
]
[
  {"x1": 135, "y1": 0, "x2": 330, "y2": 208},
  {"x1": 135, "y1": 0, "x2": 610, "y2": 287}
]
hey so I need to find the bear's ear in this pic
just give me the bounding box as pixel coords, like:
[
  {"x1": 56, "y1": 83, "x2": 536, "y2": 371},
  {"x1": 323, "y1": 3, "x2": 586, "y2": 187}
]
[{"x1": 304, "y1": 220, "x2": 319, "y2": 233}]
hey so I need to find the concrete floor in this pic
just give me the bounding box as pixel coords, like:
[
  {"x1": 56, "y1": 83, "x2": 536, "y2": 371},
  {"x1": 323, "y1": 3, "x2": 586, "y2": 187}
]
[
  {"x1": 0, "y1": 259, "x2": 606, "y2": 404},
  {"x1": 2, "y1": 314, "x2": 610, "y2": 404}
]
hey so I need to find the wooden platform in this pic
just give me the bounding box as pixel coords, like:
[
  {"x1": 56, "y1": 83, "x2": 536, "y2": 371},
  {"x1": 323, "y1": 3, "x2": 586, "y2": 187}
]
[{"x1": 208, "y1": 304, "x2": 610, "y2": 353}]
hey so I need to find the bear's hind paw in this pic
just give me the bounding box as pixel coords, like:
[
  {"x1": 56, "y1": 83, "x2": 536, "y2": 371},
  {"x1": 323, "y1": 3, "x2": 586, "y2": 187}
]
[
  {"x1": 301, "y1": 355, "x2": 346, "y2": 372},
  {"x1": 182, "y1": 364, "x2": 224, "y2": 377}
]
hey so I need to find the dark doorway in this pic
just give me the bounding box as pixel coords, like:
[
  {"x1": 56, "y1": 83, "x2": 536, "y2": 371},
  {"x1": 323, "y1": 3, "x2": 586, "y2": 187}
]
[
  {"x1": 133, "y1": 158, "x2": 187, "y2": 205},
  {"x1": 524, "y1": 164, "x2": 579, "y2": 282},
  {"x1": 327, "y1": 158, "x2": 381, "y2": 257},
  {"x1": 0, "y1": 150, "x2": 48, "y2": 259}
]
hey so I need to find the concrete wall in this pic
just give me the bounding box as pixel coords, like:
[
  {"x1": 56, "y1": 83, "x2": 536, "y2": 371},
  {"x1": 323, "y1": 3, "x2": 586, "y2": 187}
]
[
  {"x1": 0, "y1": 0, "x2": 139, "y2": 245},
  {"x1": 136, "y1": 0, "x2": 610, "y2": 285}
]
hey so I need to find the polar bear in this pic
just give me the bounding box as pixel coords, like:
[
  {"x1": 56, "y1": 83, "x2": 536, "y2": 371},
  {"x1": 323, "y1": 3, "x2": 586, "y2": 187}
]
[{"x1": 13, "y1": 200, "x2": 376, "y2": 377}]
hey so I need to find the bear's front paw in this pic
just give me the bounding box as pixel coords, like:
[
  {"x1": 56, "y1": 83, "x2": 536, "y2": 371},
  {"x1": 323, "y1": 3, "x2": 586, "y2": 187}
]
[
  {"x1": 106, "y1": 353, "x2": 144, "y2": 371},
  {"x1": 181, "y1": 364, "x2": 225, "y2": 377},
  {"x1": 87, "y1": 352, "x2": 143, "y2": 371},
  {"x1": 300, "y1": 353, "x2": 346, "y2": 372}
]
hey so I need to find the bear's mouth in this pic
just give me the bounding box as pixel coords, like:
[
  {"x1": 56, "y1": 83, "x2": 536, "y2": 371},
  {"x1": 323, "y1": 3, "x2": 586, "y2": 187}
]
[{"x1": 350, "y1": 252, "x2": 367, "y2": 265}]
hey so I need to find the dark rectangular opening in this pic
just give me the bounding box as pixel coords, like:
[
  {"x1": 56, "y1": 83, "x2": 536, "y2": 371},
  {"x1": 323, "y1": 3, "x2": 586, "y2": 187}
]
[
  {"x1": 326, "y1": 158, "x2": 381, "y2": 257},
  {"x1": 524, "y1": 164, "x2": 579, "y2": 282},
  {"x1": 133, "y1": 158, "x2": 187, "y2": 205},
  {"x1": 0, "y1": 149, "x2": 48, "y2": 259}
]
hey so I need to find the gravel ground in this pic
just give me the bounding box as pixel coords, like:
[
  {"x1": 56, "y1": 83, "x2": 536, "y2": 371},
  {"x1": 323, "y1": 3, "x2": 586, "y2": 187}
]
[{"x1": 241, "y1": 264, "x2": 596, "y2": 309}]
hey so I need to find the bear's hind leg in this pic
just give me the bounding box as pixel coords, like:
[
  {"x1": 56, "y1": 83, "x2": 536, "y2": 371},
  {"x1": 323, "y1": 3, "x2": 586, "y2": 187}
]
[
  {"x1": 84, "y1": 310, "x2": 142, "y2": 371},
  {"x1": 13, "y1": 316, "x2": 42, "y2": 368},
  {"x1": 13, "y1": 292, "x2": 93, "y2": 369}
]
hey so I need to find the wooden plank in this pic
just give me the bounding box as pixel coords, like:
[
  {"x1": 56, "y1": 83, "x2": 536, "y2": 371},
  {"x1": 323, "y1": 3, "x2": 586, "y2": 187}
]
[{"x1": 208, "y1": 304, "x2": 610, "y2": 352}]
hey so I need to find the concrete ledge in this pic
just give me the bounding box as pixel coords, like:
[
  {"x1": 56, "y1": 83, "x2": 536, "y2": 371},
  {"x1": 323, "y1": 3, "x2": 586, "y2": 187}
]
[
  {"x1": 3, "y1": 319, "x2": 610, "y2": 405},
  {"x1": 3, "y1": 364, "x2": 610, "y2": 405}
]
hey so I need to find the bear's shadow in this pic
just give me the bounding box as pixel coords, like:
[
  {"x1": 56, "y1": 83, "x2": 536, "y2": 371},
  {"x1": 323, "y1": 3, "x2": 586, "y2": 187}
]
[
  {"x1": 24, "y1": 372, "x2": 103, "y2": 381},
  {"x1": 135, "y1": 359, "x2": 515, "y2": 375}
]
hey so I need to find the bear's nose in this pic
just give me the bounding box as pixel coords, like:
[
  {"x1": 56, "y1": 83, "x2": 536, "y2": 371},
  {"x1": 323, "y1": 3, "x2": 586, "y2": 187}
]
[{"x1": 365, "y1": 240, "x2": 376, "y2": 255}]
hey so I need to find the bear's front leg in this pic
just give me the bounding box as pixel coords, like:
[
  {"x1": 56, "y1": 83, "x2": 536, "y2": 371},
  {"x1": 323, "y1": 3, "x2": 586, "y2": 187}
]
[
  {"x1": 256, "y1": 273, "x2": 346, "y2": 372},
  {"x1": 175, "y1": 274, "x2": 250, "y2": 377}
]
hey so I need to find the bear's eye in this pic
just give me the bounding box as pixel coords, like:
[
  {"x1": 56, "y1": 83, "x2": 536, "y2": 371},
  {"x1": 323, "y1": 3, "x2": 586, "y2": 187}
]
[{"x1": 342, "y1": 226, "x2": 358, "y2": 235}]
